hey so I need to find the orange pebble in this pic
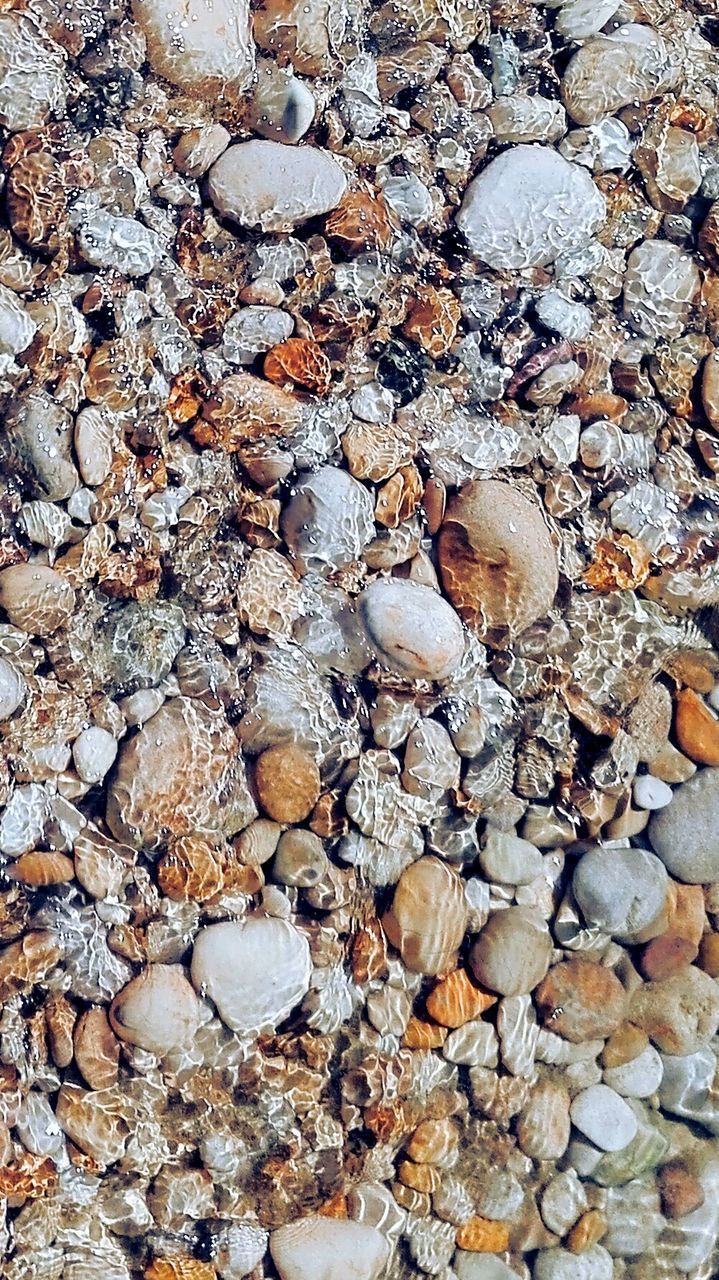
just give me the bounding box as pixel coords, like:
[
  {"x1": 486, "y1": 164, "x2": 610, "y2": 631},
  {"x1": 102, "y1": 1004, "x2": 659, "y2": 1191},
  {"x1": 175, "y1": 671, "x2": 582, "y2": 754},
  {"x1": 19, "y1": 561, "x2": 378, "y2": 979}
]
[
  {"x1": 567, "y1": 1209, "x2": 608, "y2": 1253},
  {"x1": 402, "y1": 1017, "x2": 448, "y2": 1050},
  {"x1": 426, "y1": 968, "x2": 496, "y2": 1028},
  {"x1": 456, "y1": 1216, "x2": 510, "y2": 1252},
  {"x1": 674, "y1": 688, "x2": 719, "y2": 766}
]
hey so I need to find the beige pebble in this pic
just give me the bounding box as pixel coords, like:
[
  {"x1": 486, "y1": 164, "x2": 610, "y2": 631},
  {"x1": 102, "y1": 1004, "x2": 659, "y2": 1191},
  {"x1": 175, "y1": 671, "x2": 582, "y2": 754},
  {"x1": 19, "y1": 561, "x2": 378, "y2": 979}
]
[
  {"x1": 109, "y1": 964, "x2": 200, "y2": 1056},
  {"x1": 254, "y1": 744, "x2": 321, "y2": 823},
  {"x1": 382, "y1": 856, "x2": 468, "y2": 976},
  {"x1": 0, "y1": 564, "x2": 74, "y2": 635}
]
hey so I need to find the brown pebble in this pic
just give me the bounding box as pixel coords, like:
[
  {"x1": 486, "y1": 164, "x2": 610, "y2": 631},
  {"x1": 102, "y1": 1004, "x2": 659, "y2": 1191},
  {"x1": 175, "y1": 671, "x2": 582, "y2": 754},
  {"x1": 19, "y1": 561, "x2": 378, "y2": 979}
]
[
  {"x1": 601, "y1": 1022, "x2": 649, "y2": 1069},
  {"x1": 640, "y1": 933, "x2": 698, "y2": 981},
  {"x1": 254, "y1": 744, "x2": 321, "y2": 823},
  {"x1": 658, "y1": 1160, "x2": 705, "y2": 1219},
  {"x1": 9, "y1": 851, "x2": 75, "y2": 886},
  {"x1": 668, "y1": 651, "x2": 718, "y2": 694},
  {"x1": 423, "y1": 477, "x2": 446, "y2": 535},
  {"x1": 667, "y1": 882, "x2": 706, "y2": 946},
  {"x1": 455, "y1": 1216, "x2": 510, "y2": 1253},
  {"x1": 535, "y1": 958, "x2": 628, "y2": 1043},
  {"x1": 425, "y1": 967, "x2": 497, "y2": 1028},
  {"x1": 397, "y1": 1158, "x2": 441, "y2": 1193},
  {"x1": 405, "y1": 1118, "x2": 459, "y2": 1165},
  {"x1": 73, "y1": 1007, "x2": 120, "y2": 1090},
  {"x1": 674, "y1": 688, "x2": 719, "y2": 766},
  {"x1": 567, "y1": 1209, "x2": 608, "y2": 1253},
  {"x1": 567, "y1": 392, "x2": 627, "y2": 422},
  {"x1": 698, "y1": 931, "x2": 719, "y2": 977}
]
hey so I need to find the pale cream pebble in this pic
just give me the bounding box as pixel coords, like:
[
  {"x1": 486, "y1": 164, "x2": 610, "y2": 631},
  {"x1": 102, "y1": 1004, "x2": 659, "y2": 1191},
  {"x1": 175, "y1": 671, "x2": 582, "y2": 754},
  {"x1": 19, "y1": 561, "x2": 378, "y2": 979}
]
[
  {"x1": 191, "y1": 916, "x2": 312, "y2": 1032},
  {"x1": 173, "y1": 123, "x2": 231, "y2": 178},
  {"x1": 132, "y1": 0, "x2": 254, "y2": 98},
  {"x1": 109, "y1": 964, "x2": 201, "y2": 1055},
  {"x1": 0, "y1": 564, "x2": 75, "y2": 636},
  {"x1": 72, "y1": 726, "x2": 118, "y2": 785},
  {"x1": 270, "y1": 1216, "x2": 389, "y2": 1280},
  {"x1": 208, "y1": 141, "x2": 347, "y2": 232}
]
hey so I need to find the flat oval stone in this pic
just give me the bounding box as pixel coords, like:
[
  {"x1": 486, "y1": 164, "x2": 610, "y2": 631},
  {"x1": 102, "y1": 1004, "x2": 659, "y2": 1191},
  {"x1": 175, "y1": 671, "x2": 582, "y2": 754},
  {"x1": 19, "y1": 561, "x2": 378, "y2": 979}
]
[
  {"x1": 208, "y1": 141, "x2": 347, "y2": 232},
  {"x1": 132, "y1": 0, "x2": 253, "y2": 98},
  {"x1": 570, "y1": 1084, "x2": 638, "y2": 1152},
  {"x1": 438, "y1": 480, "x2": 558, "y2": 643},
  {"x1": 478, "y1": 829, "x2": 545, "y2": 885},
  {"x1": 603, "y1": 1044, "x2": 663, "y2": 1098},
  {"x1": 109, "y1": 964, "x2": 200, "y2": 1056},
  {"x1": 648, "y1": 768, "x2": 719, "y2": 883},
  {"x1": 358, "y1": 579, "x2": 465, "y2": 682},
  {"x1": 382, "y1": 856, "x2": 468, "y2": 975},
  {"x1": 456, "y1": 144, "x2": 605, "y2": 269},
  {"x1": 535, "y1": 958, "x2": 628, "y2": 1043},
  {"x1": 469, "y1": 906, "x2": 552, "y2": 996},
  {"x1": 191, "y1": 917, "x2": 312, "y2": 1033},
  {"x1": 562, "y1": 24, "x2": 679, "y2": 126}
]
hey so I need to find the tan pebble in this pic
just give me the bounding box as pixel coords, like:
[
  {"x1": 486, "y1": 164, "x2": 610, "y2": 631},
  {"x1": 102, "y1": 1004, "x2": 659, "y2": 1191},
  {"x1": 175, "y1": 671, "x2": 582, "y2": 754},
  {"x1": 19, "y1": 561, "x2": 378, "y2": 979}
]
[
  {"x1": 666, "y1": 650, "x2": 719, "y2": 694},
  {"x1": 73, "y1": 1007, "x2": 120, "y2": 1090},
  {"x1": 325, "y1": 189, "x2": 398, "y2": 254},
  {"x1": 272, "y1": 828, "x2": 328, "y2": 887},
  {"x1": 350, "y1": 918, "x2": 388, "y2": 984},
  {"x1": 382, "y1": 856, "x2": 468, "y2": 976},
  {"x1": 698, "y1": 932, "x2": 719, "y2": 977},
  {"x1": 55, "y1": 1081, "x2": 127, "y2": 1165},
  {"x1": 157, "y1": 836, "x2": 227, "y2": 902},
  {"x1": 406, "y1": 1118, "x2": 459, "y2": 1166},
  {"x1": 535, "y1": 958, "x2": 628, "y2": 1043},
  {"x1": 392, "y1": 1180, "x2": 432, "y2": 1214},
  {"x1": 9, "y1": 850, "x2": 74, "y2": 886},
  {"x1": 402, "y1": 1017, "x2": 448, "y2": 1050},
  {"x1": 640, "y1": 933, "x2": 698, "y2": 981},
  {"x1": 0, "y1": 931, "x2": 62, "y2": 1002},
  {"x1": 196, "y1": 372, "x2": 302, "y2": 451},
  {"x1": 627, "y1": 681, "x2": 673, "y2": 763},
  {"x1": 375, "y1": 465, "x2": 423, "y2": 529},
  {"x1": 437, "y1": 480, "x2": 558, "y2": 643},
  {"x1": 110, "y1": 964, "x2": 200, "y2": 1056},
  {"x1": 647, "y1": 740, "x2": 696, "y2": 784},
  {"x1": 254, "y1": 743, "x2": 321, "y2": 823},
  {"x1": 0, "y1": 1152, "x2": 58, "y2": 1205},
  {"x1": 263, "y1": 336, "x2": 331, "y2": 396},
  {"x1": 568, "y1": 392, "x2": 627, "y2": 422},
  {"x1": 455, "y1": 1216, "x2": 510, "y2": 1252},
  {"x1": 674, "y1": 688, "x2": 719, "y2": 766},
  {"x1": 701, "y1": 347, "x2": 719, "y2": 431},
  {"x1": 601, "y1": 1022, "x2": 649, "y2": 1069},
  {"x1": 0, "y1": 564, "x2": 74, "y2": 635},
  {"x1": 666, "y1": 882, "x2": 706, "y2": 946},
  {"x1": 309, "y1": 790, "x2": 348, "y2": 839},
  {"x1": 234, "y1": 818, "x2": 282, "y2": 865},
  {"x1": 44, "y1": 993, "x2": 76, "y2": 1069},
  {"x1": 658, "y1": 1160, "x2": 705, "y2": 1219},
  {"x1": 567, "y1": 1208, "x2": 608, "y2": 1253},
  {"x1": 423, "y1": 477, "x2": 446, "y2": 535},
  {"x1": 516, "y1": 1078, "x2": 571, "y2": 1161},
  {"x1": 425, "y1": 968, "x2": 496, "y2": 1028},
  {"x1": 630, "y1": 965, "x2": 719, "y2": 1054},
  {"x1": 402, "y1": 285, "x2": 461, "y2": 358},
  {"x1": 398, "y1": 1158, "x2": 441, "y2": 1194}
]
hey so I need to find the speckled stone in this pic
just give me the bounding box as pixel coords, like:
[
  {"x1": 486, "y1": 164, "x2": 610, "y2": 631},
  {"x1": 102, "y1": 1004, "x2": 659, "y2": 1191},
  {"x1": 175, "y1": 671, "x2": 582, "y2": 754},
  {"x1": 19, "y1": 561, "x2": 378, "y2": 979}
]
[
  {"x1": 629, "y1": 966, "x2": 719, "y2": 1054},
  {"x1": 535, "y1": 959, "x2": 628, "y2": 1043}
]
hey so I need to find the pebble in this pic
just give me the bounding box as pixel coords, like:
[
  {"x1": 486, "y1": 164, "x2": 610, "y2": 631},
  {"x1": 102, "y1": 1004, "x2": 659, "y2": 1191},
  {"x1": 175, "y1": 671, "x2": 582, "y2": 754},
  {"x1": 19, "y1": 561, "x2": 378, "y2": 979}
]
[
  {"x1": 270, "y1": 1217, "x2": 389, "y2": 1280},
  {"x1": 478, "y1": 828, "x2": 544, "y2": 885},
  {"x1": 281, "y1": 466, "x2": 375, "y2": 575},
  {"x1": 0, "y1": 12, "x2": 66, "y2": 131},
  {"x1": 382, "y1": 856, "x2": 468, "y2": 976},
  {"x1": 623, "y1": 239, "x2": 699, "y2": 341},
  {"x1": 77, "y1": 211, "x2": 163, "y2": 277},
  {"x1": 570, "y1": 1084, "x2": 638, "y2": 1152},
  {"x1": 191, "y1": 917, "x2": 312, "y2": 1033},
  {"x1": 454, "y1": 1255, "x2": 516, "y2": 1280},
  {"x1": 358, "y1": 579, "x2": 465, "y2": 682},
  {"x1": 4, "y1": 390, "x2": 79, "y2": 501},
  {"x1": 630, "y1": 966, "x2": 719, "y2": 1054},
  {"x1": 438, "y1": 480, "x2": 558, "y2": 642},
  {"x1": 72, "y1": 726, "x2": 118, "y2": 785},
  {"x1": 132, "y1": 0, "x2": 253, "y2": 97},
  {"x1": 223, "y1": 306, "x2": 294, "y2": 364},
  {"x1": 603, "y1": 1044, "x2": 663, "y2": 1098},
  {"x1": 648, "y1": 767, "x2": 719, "y2": 882},
  {"x1": 469, "y1": 906, "x2": 553, "y2": 996},
  {"x1": 254, "y1": 743, "x2": 321, "y2": 823},
  {"x1": 443, "y1": 1021, "x2": 499, "y2": 1067},
  {"x1": 572, "y1": 845, "x2": 668, "y2": 941},
  {"x1": 561, "y1": 24, "x2": 679, "y2": 126},
  {"x1": 249, "y1": 60, "x2": 316, "y2": 143},
  {"x1": 657, "y1": 1160, "x2": 705, "y2": 1219},
  {"x1": 640, "y1": 932, "x2": 698, "y2": 981},
  {"x1": 535, "y1": 959, "x2": 628, "y2": 1043},
  {"x1": 540, "y1": 1169, "x2": 588, "y2": 1236},
  {"x1": 272, "y1": 828, "x2": 328, "y2": 887},
  {"x1": 173, "y1": 123, "x2": 231, "y2": 178},
  {"x1": 517, "y1": 1078, "x2": 571, "y2": 1160},
  {"x1": 0, "y1": 657, "x2": 25, "y2": 720},
  {"x1": 109, "y1": 964, "x2": 200, "y2": 1056},
  {"x1": 632, "y1": 774, "x2": 672, "y2": 810},
  {"x1": 208, "y1": 141, "x2": 347, "y2": 232},
  {"x1": 674, "y1": 687, "x2": 719, "y2": 766},
  {"x1": 456, "y1": 144, "x2": 605, "y2": 269},
  {"x1": 0, "y1": 283, "x2": 36, "y2": 357},
  {"x1": 0, "y1": 564, "x2": 75, "y2": 636},
  {"x1": 534, "y1": 1245, "x2": 613, "y2": 1280}
]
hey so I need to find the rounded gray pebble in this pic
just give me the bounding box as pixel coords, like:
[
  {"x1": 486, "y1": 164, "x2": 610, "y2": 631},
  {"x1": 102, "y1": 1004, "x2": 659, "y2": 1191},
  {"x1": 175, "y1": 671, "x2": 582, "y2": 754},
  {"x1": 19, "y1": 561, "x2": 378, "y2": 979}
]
[
  {"x1": 470, "y1": 906, "x2": 553, "y2": 996},
  {"x1": 648, "y1": 768, "x2": 719, "y2": 883},
  {"x1": 572, "y1": 844, "x2": 668, "y2": 940},
  {"x1": 478, "y1": 828, "x2": 545, "y2": 885}
]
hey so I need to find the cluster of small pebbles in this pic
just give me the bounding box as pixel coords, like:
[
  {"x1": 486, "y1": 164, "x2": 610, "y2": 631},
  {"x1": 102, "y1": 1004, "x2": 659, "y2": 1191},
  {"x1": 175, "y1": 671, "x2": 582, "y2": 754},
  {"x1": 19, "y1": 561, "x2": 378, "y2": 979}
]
[{"x1": 1, "y1": 0, "x2": 719, "y2": 1278}]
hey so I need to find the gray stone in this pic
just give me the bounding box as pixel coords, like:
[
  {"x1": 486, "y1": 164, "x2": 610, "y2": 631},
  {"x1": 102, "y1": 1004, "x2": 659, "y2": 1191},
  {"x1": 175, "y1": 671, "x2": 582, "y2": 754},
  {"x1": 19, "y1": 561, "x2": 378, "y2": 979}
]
[
  {"x1": 208, "y1": 141, "x2": 347, "y2": 232},
  {"x1": 572, "y1": 844, "x2": 668, "y2": 940},
  {"x1": 570, "y1": 1084, "x2": 638, "y2": 1152},
  {"x1": 470, "y1": 906, "x2": 553, "y2": 996},
  {"x1": 281, "y1": 467, "x2": 374, "y2": 575},
  {"x1": 358, "y1": 580, "x2": 465, "y2": 682},
  {"x1": 478, "y1": 828, "x2": 544, "y2": 885},
  {"x1": 533, "y1": 1245, "x2": 613, "y2": 1280},
  {"x1": 648, "y1": 768, "x2": 719, "y2": 882}
]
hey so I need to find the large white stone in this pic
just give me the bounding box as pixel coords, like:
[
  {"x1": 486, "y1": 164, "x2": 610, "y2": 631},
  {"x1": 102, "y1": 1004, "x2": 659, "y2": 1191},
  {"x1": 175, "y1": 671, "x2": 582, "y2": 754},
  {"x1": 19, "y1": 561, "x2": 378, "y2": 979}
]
[
  {"x1": 456, "y1": 144, "x2": 605, "y2": 270},
  {"x1": 270, "y1": 1217, "x2": 389, "y2": 1280},
  {"x1": 208, "y1": 141, "x2": 347, "y2": 232},
  {"x1": 191, "y1": 917, "x2": 312, "y2": 1033},
  {"x1": 132, "y1": 0, "x2": 253, "y2": 97}
]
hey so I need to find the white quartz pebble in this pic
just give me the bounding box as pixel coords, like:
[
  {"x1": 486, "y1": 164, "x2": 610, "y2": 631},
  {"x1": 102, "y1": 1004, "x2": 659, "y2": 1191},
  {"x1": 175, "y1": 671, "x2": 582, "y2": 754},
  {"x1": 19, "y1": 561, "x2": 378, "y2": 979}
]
[
  {"x1": 132, "y1": 0, "x2": 253, "y2": 98},
  {"x1": 72, "y1": 726, "x2": 118, "y2": 785},
  {"x1": 0, "y1": 657, "x2": 25, "y2": 720},
  {"x1": 603, "y1": 1044, "x2": 664, "y2": 1098},
  {"x1": 270, "y1": 1216, "x2": 389, "y2": 1280},
  {"x1": 208, "y1": 141, "x2": 347, "y2": 232},
  {"x1": 633, "y1": 774, "x2": 673, "y2": 810},
  {"x1": 191, "y1": 917, "x2": 312, "y2": 1033},
  {"x1": 110, "y1": 964, "x2": 201, "y2": 1056},
  {"x1": 570, "y1": 1083, "x2": 638, "y2": 1151}
]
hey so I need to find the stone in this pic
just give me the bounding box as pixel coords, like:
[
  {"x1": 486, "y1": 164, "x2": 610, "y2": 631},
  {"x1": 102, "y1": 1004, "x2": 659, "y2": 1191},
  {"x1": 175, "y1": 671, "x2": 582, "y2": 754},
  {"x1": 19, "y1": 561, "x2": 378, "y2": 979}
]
[
  {"x1": 173, "y1": 123, "x2": 231, "y2": 178},
  {"x1": 208, "y1": 142, "x2": 347, "y2": 232},
  {"x1": 657, "y1": 1160, "x2": 705, "y2": 1219},
  {"x1": 77, "y1": 211, "x2": 163, "y2": 277},
  {"x1": 426, "y1": 968, "x2": 496, "y2": 1027},
  {"x1": 0, "y1": 13, "x2": 66, "y2": 131},
  {"x1": 632, "y1": 775, "x2": 672, "y2": 810},
  {"x1": 602, "y1": 1044, "x2": 663, "y2": 1098},
  {"x1": 648, "y1": 768, "x2": 719, "y2": 883},
  {"x1": 570, "y1": 1084, "x2": 638, "y2": 1152},
  {"x1": 73, "y1": 1007, "x2": 120, "y2": 1090},
  {"x1": 478, "y1": 829, "x2": 544, "y2": 885},
  {"x1": 561, "y1": 24, "x2": 679, "y2": 126},
  {"x1": 454, "y1": 1255, "x2": 516, "y2": 1280},
  {"x1": 0, "y1": 564, "x2": 75, "y2": 636},
  {"x1": 535, "y1": 959, "x2": 628, "y2": 1043},
  {"x1": 254, "y1": 744, "x2": 321, "y2": 823},
  {"x1": 623, "y1": 240, "x2": 699, "y2": 341},
  {"x1": 698, "y1": 932, "x2": 719, "y2": 977},
  {"x1": 540, "y1": 1170, "x2": 588, "y2": 1236},
  {"x1": 674, "y1": 688, "x2": 719, "y2": 766},
  {"x1": 456, "y1": 145, "x2": 605, "y2": 269},
  {"x1": 0, "y1": 283, "x2": 36, "y2": 357},
  {"x1": 191, "y1": 917, "x2": 312, "y2": 1033},
  {"x1": 132, "y1": 0, "x2": 253, "y2": 98},
  {"x1": 469, "y1": 906, "x2": 552, "y2": 996},
  {"x1": 629, "y1": 966, "x2": 719, "y2": 1054},
  {"x1": 517, "y1": 1078, "x2": 571, "y2": 1160},
  {"x1": 107, "y1": 697, "x2": 256, "y2": 850},
  {"x1": 249, "y1": 60, "x2": 316, "y2": 143},
  {"x1": 272, "y1": 829, "x2": 328, "y2": 887},
  {"x1": 382, "y1": 856, "x2": 468, "y2": 975},
  {"x1": 270, "y1": 1216, "x2": 389, "y2": 1280},
  {"x1": 640, "y1": 933, "x2": 698, "y2": 981},
  {"x1": 72, "y1": 726, "x2": 118, "y2": 785},
  {"x1": 0, "y1": 658, "x2": 25, "y2": 720},
  {"x1": 438, "y1": 480, "x2": 558, "y2": 643},
  {"x1": 358, "y1": 579, "x2": 465, "y2": 682},
  {"x1": 443, "y1": 1021, "x2": 499, "y2": 1067},
  {"x1": 572, "y1": 845, "x2": 668, "y2": 942},
  {"x1": 281, "y1": 467, "x2": 374, "y2": 575},
  {"x1": 109, "y1": 965, "x2": 200, "y2": 1056},
  {"x1": 601, "y1": 1023, "x2": 649, "y2": 1070}
]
